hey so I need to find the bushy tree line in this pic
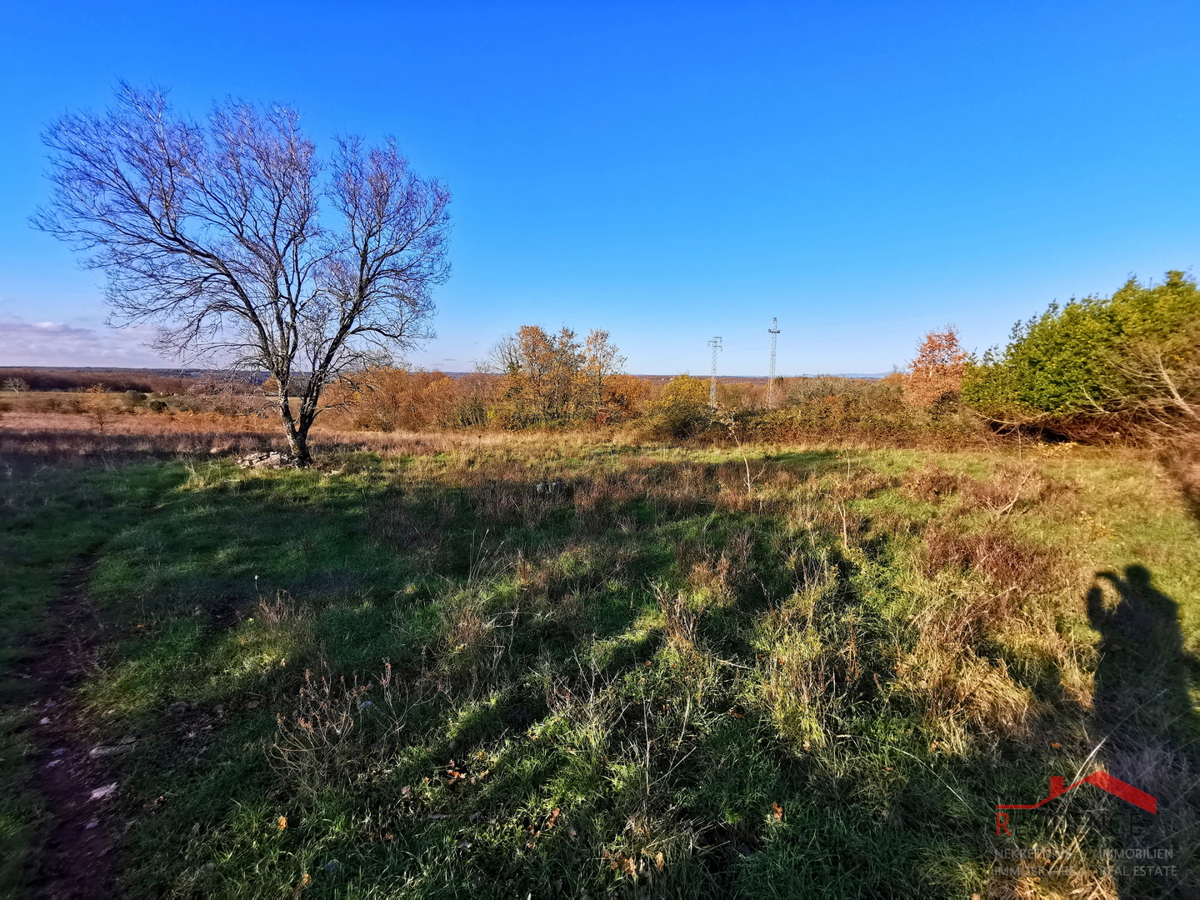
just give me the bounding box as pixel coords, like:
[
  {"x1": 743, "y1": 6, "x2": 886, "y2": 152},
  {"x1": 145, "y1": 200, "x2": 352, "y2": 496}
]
[
  {"x1": 325, "y1": 369, "x2": 493, "y2": 430},
  {"x1": 963, "y1": 271, "x2": 1200, "y2": 437},
  {"x1": 327, "y1": 273, "x2": 1200, "y2": 446},
  {"x1": 324, "y1": 323, "x2": 984, "y2": 445},
  {"x1": 329, "y1": 326, "x2": 647, "y2": 431}
]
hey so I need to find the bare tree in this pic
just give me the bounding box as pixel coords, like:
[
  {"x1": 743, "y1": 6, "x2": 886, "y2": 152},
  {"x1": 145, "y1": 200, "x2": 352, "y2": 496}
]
[{"x1": 34, "y1": 85, "x2": 451, "y2": 463}]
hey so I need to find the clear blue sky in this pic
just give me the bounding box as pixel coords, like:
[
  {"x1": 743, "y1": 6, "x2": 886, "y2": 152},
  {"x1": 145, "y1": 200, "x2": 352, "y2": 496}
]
[{"x1": 2, "y1": 0, "x2": 1198, "y2": 376}]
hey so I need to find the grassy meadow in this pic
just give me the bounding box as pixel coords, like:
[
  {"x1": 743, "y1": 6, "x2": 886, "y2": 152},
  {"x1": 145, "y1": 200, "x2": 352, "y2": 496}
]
[{"x1": 2, "y1": 431, "x2": 1198, "y2": 898}]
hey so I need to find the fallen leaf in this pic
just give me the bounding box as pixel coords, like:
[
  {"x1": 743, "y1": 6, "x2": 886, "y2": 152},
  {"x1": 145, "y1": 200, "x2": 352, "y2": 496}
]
[
  {"x1": 546, "y1": 807, "x2": 561, "y2": 829},
  {"x1": 278, "y1": 816, "x2": 288, "y2": 830},
  {"x1": 771, "y1": 802, "x2": 783, "y2": 821},
  {"x1": 610, "y1": 852, "x2": 638, "y2": 879},
  {"x1": 1050, "y1": 742, "x2": 1062, "y2": 750}
]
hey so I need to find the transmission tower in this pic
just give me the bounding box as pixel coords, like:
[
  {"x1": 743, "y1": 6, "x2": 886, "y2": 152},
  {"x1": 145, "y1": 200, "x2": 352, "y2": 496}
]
[
  {"x1": 708, "y1": 337, "x2": 723, "y2": 409},
  {"x1": 766, "y1": 318, "x2": 781, "y2": 407}
]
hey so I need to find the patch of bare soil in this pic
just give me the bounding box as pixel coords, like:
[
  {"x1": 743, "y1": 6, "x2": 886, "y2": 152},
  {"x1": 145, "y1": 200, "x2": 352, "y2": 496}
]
[{"x1": 21, "y1": 560, "x2": 121, "y2": 899}]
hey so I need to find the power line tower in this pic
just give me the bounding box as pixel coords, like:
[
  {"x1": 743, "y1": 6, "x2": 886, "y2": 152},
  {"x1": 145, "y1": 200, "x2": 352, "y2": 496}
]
[
  {"x1": 708, "y1": 336, "x2": 722, "y2": 409},
  {"x1": 766, "y1": 317, "x2": 781, "y2": 407}
]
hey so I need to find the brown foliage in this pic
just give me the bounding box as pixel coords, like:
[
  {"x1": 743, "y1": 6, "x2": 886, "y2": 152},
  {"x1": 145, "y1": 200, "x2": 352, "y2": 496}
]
[
  {"x1": 902, "y1": 463, "x2": 963, "y2": 501},
  {"x1": 601, "y1": 374, "x2": 651, "y2": 421},
  {"x1": 326, "y1": 368, "x2": 497, "y2": 431},
  {"x1": 905, "y1": 326, "x2": 968, "y2": 410},
  {"x1": 922, "y1": 522, "x2": 1057, "y2": 600},
  {"x1": 489, "y1": 325, "x2": 632, "y2": 426}
]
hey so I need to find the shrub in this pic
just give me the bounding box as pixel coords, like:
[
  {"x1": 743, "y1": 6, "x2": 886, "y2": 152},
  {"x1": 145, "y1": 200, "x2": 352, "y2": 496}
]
[
  {"x1": 120, "y1": 390, "x2": 147, "y2": 410},
  {"x1": 963, "y1": 270, "x2": 1200, "y2": 437},
  {"x1": 642, "y1": 374, "x2": 712, "y2": 439},
  {"x1": 904, "y1": 327, "x2": 969, "y2": 410}
]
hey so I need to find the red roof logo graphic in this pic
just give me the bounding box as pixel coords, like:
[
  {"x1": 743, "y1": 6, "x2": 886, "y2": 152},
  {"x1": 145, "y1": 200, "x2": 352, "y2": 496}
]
[{"x1": 998, "y1": 771, "x2": 1157, "y2": 815}]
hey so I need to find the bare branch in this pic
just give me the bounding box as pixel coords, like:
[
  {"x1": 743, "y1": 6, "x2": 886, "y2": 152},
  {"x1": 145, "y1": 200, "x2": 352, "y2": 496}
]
[{"x1": 34, "y1": 86, "x2": 451, "y2": 462}]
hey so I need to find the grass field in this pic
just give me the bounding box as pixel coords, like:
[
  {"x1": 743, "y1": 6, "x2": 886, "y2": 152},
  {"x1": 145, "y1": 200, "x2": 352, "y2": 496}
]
[{"x1": 2, "y1": 432, "x2": 1198, "y2": 898}]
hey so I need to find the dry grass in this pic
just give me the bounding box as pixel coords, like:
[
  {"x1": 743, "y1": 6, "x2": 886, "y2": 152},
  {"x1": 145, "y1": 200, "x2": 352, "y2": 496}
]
[
  {"x1": 0, "y1": 407, "x2": 627, "y2": 462},
  {"x1": 5, "y1": 413, "x2": 1197, "y2": 897},
  {"x1": 271, "y1": 658, "x2": 429, "y2": 797}
]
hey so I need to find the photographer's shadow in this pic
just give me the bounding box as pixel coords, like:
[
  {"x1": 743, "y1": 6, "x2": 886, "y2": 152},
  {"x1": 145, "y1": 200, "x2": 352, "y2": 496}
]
[{"x1": 1086, "y1": 565, "x2": 1200, "y2": 897}]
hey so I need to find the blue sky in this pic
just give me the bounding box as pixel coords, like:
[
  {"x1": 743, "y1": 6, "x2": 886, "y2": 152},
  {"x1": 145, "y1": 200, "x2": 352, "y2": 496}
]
[{"x1": 2, "y1": 0, "x2": 1198, "y2": 376}]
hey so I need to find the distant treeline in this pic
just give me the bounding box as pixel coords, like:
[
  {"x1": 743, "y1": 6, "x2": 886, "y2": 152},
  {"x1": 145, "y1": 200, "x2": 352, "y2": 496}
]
[
  {"x1": 0, "y1": 367, "x2": 265, "y2": 394},
  {"x1": 8, "y1": 271, "x2": 1197, "y2": 447},
  {"x1": 312, "y1": 323, "x2": 978, "y2": 446},
  {"x1": 325, "y1": 271, "x2": 1200, "y2": 445}
]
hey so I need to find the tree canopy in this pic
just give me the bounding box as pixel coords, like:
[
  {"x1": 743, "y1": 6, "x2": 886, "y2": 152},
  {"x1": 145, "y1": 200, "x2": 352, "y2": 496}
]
[
  {"x1": 487, "y1": 325, "x2": 628, "y2": 426},
  {"x1": 905, "y1": 326, "x2": 968, "y2": 410},
  {"x1": 35, "y1": 85, "x2": 451, "y2": 462},
  {"x1": 962, "y1": 271, "x2": 1200, "y2": 433}
]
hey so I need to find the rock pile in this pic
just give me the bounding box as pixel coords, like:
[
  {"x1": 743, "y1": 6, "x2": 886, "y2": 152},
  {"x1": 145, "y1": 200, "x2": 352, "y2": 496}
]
[{"x1": 237, "y1": 451, "x2": 301, "y2": 470}]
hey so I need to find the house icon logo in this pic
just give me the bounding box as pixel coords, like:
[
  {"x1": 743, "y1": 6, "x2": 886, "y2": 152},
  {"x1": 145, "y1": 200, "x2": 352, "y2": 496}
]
[{"x1": 995, "y1": 772, "x2": 1157, "y2": 835}]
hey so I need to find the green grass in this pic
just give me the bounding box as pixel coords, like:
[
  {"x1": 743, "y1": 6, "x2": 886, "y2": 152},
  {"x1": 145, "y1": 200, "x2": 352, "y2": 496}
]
[
  {"x1": 2, "y1": 440, "x2": 1198, "y2": 898},
  {"x1": 0, "y1": 455, "x2": 184, "y2": 892}
]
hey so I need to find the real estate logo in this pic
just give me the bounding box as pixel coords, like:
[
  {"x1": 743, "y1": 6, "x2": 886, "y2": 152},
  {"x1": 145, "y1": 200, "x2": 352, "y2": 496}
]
[{"x1": 995, "y1": 772, "x2": 1157, "y2": 835}]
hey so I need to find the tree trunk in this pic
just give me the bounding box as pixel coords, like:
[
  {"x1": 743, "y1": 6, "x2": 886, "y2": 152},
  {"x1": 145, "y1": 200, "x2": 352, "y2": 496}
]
[
  {"x1": 277, "y1": 395, "x2": 313, "y2": 466},
  {"x1": 286, "y1": 426, "x2": 312, "y2": 465}
]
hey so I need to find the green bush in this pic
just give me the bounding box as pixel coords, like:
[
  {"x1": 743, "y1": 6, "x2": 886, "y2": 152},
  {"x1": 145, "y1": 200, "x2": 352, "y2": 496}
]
[{"x1": 963, "y1": 271, "x2": 1200, "y2": 429}]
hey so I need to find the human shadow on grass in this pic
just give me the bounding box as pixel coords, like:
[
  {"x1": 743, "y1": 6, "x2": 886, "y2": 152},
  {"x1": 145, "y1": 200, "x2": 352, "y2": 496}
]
[{"x1": 1087, "y1": 565, "x2": 1200, "y2": 899}]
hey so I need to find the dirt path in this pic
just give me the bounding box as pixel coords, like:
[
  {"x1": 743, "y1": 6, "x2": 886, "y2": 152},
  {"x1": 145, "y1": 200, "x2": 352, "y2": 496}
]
[{"x1": 21, "y1": 560, "x2": 120, "y2": 899}]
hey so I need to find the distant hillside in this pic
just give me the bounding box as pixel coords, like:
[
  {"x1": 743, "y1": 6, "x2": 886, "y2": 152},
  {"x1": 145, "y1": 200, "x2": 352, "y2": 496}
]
[
  {"x1": 1, "y1": 366, "x2": 889, "y2": 393},
  {"x1": 0, "y1": 366, "x2": 262, "y2": 393}
]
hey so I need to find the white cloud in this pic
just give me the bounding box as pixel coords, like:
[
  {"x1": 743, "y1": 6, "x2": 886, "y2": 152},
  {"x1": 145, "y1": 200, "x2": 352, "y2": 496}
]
[{"x1": 0, "y1": 317, "x2": 170, "y2": 367}]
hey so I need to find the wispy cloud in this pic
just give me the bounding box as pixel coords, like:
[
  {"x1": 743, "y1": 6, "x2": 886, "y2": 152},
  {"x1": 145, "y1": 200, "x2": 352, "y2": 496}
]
[{"x1": 0, "y1": 317, "x2": 169, "y2": 367}]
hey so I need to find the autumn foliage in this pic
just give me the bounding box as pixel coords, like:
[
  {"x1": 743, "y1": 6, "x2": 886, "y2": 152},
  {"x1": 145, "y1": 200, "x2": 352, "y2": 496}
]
[
  {"x1": 488, "y1": 325, "x2": 635, "y2": 426},
  {"x1": 325, "y1": 368, "x2": 494, "y2": 430},
  {"x1": 904, "y1": 326, "x2": 969, "y2": 410}
]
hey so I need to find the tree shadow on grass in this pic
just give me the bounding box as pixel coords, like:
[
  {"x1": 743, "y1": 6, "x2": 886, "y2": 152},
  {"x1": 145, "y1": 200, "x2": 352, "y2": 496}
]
[{"x1": 1087, "y1": 565, "x2": 1200, "y2": 899}]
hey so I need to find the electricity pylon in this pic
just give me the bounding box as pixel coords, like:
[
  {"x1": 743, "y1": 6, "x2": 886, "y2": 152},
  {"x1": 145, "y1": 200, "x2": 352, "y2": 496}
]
[
  {"x1": 766, "y1": 318, "x2": 780, "y2": 407},
  {"x1": 708, "y1": 337, "x2": 722, "y2": 409}
]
